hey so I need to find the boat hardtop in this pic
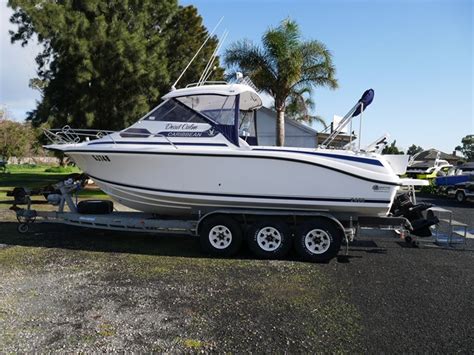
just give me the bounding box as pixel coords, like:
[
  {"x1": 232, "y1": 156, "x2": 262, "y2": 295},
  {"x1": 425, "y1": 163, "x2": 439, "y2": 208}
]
[{"x1": 163, "y1": 83, "x2": 263, "y2": 111}]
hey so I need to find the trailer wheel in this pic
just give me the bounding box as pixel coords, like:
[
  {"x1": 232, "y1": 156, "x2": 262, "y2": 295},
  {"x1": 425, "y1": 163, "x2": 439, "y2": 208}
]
[
  {"x1": 294, "y1": 219, "x2": 343, "y2": 263},
  {"x1": 247, "y1": 221, "x2": 291, "y2": 259},
  {"x1": 199, "y1": 215, "x2": 243, "y2": 257},
  {"x1": 17, "y1": 223, "x2": 29, "y2": 234},
  {"x1": 455, "y1": 190, "x2": 466, "y2": 203}
]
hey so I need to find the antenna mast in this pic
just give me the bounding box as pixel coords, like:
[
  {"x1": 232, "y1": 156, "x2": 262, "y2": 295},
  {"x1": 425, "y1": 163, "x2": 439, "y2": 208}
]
[
  {"x1": 198, "y1": 29, "x2": 228, "y2": 85},
  {"x1": 171, "y1": 17, "x2": 223, "y2": 90}
]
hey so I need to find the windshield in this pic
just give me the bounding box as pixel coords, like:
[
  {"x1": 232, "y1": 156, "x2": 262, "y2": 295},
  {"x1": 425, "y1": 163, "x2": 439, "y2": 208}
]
[
  {"x1": 141, "y1": 94, "x2": 243, "y2": 146},
  {"x1": 143, "y1": 99, "x2": 206, "y2": 123},
  {"x1": 176, "y1": 95, "x2": 238, "y2": 125}
]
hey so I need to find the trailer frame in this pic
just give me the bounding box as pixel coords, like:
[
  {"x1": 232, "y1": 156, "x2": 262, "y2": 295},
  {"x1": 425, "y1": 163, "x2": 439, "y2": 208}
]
[{"x1": 11, "y1": 176, "x2": 413, "y2": 262}]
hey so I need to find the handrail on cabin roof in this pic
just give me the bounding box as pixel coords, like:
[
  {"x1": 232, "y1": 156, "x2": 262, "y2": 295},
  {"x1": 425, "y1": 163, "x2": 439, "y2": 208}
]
[{"x1": 185, "y1": 81, "x2": 228, "y2": 88}]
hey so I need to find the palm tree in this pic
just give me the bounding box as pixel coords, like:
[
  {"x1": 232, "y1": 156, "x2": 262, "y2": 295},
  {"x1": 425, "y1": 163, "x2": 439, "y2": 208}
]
[
  {"x1": 286, "y1": 86, "x2": 327, "y2": 129},
  {"x1": 225, "y1": 19, "x2": 337, "y2": 146}
]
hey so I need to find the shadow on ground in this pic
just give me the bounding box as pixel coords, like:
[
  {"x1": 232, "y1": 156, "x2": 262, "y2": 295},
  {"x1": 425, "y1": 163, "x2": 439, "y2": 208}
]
[
  {"x1": 417, "y1": 194, "x2": 474, "y2": 208},
  {"x1": 0, "y1": 218, "x2": 408, "y2": 263},
  {"x1": 0, "y1": 221, "x2": 207, "y2": 259},
  {"x1": 0, "y1": 172, "x2": 73, "y2": 188}
]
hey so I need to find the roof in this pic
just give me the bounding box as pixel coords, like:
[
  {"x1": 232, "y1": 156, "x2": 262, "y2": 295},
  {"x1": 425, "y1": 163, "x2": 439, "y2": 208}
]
[
  {"x1": 259, "y1": 106, "x2": 318, "y2": 136},
  {"x1": 163, "y1": 83, "x2": 263, "y2": 111},
  {"x1": 408, "y1": 161, "x2": 435, "y2": 169},
  {"x1": 413, "y1": 149, "x2": 460, "y2": 162}
]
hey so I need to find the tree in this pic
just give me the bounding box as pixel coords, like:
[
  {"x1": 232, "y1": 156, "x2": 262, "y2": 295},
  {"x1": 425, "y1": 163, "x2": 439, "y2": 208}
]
[
  {"x1": 407, "y1": 144, "x2": 423, "y2": 157},
  {"x1": 0, "y1": 120, "x2": 37, "y2": 161},
  {"x1": 382, "y1": 140, "x2": 404, "y2": 155},
  {"x1": 0, "y1": 105, "x2": 13, "y2": 121},
  {"x1": 286, "y1": 86, "x2": 326, "y2": 129},
  {"x1": 225, "y1": 19, "x2": 337, "y2": 146},
  {"x1": 455, "y1": 134, "x2": 474, "y2": 161},
  {"x1": 166, "y1": 6, "x2": 224, "y2": 88},
  {"x1": 8, "y1": 1, "x2": 223, "y2": 131}
]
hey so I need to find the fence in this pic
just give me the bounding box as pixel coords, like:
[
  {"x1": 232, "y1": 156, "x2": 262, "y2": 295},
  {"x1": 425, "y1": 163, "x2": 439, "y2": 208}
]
[{"x1": 7, "y1": 156, "x2": 60, "y2": 165}]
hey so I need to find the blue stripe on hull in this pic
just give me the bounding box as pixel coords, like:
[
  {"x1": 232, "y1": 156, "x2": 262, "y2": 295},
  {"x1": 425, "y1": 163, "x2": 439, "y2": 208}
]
[{"x1": 253, "y1": 148, "x2": 384, "y2": 166}]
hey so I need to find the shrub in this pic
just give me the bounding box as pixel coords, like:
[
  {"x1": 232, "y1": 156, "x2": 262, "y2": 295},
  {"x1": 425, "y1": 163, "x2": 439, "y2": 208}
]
[{"x1": 419, "y1": 183, "x2": 438, "y2": 195}]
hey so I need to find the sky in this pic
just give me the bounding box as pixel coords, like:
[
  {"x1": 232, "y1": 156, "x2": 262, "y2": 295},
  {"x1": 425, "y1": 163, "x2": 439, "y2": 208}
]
[{"x1": 0, "y1": 0, "x2": 472, "y2": 153}]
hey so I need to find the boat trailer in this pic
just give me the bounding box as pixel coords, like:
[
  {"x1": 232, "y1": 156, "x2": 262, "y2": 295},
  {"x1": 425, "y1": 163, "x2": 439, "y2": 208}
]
[
  {"x1": 11, "y1": 177, "x2": 197, "y2": 236},
  {"x1": 10, "y1": 175, "x2": 429, "y2": 262}
]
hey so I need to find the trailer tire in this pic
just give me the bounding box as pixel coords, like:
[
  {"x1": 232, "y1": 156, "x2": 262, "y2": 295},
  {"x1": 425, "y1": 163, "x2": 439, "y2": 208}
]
[
  {"x1": 17, "y1": 223, "x2": 29, "y2": 234},
  {"x1": 247, "y1": 221, "x2": 291, "y2": 259},
  {"x1": 199, "y1": 215, "x2": 243, "y2": 257},
  {"x1": 77, "y1": 200, "x2": 114, "y2": 214},
  {"x1": 455, "y1": 190, "x2": 466, "y2": 203},
  {"x1": 294, "y1": 219, "x2": 343, "y2": 263}
]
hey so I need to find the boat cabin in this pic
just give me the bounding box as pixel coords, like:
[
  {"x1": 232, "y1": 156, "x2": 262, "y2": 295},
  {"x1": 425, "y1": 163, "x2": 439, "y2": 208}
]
[{"x1": 120, "y1": 84, "x2": 263, "y2": 147}]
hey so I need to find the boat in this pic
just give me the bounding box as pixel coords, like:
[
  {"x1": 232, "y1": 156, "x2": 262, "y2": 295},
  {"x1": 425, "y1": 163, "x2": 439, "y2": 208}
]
[
  {"x1": 406, "y1": 151, "x2": 453, "y2": 179},
  {"x1": 434, "y1": 162, "x2": 474, "y2": 187},
  {"x1": 44, "y1": 82, "x2": 419, "y2": 218}
]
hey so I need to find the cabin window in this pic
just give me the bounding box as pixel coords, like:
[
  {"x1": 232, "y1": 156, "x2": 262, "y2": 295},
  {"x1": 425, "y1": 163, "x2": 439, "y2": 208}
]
[
  {"x1": 143, "y1": 99, "x2": 206, "y2": 123},
  {"x1": 239, "y1": 111, "x2": 256, "y2": 137},
  {"x1": 239, "y1": 110, "x2": 258, "y2": 145},
  {"x1": 146, "y1": 94, "x2": 242, "y2": 146},
  {"x1": 120, "y1": 128, "x2": 152, "y2": 138},
  {"x1": 176, "y1": 95, "x2": 238, "y2": 125}
]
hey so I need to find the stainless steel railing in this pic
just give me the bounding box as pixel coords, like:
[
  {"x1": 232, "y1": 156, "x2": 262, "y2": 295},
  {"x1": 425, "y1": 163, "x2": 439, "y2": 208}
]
[
  {"x1": 43, "y1": 126, "x2": 178, "y2": 149},
  {"x1": 44, "y1": 126, "x2": 115, "y2": 144},
  {"x1": 43, "y1": 126, "x2": 114, "y2": 144}
]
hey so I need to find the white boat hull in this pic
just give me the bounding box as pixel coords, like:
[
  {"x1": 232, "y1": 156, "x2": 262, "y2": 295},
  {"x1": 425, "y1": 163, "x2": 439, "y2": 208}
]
[{"x1": 67, "y1": 147, "x2": 400, "y2": 217}]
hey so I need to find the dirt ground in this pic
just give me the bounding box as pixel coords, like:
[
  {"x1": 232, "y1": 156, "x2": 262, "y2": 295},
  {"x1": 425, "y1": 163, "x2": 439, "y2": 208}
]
[{"x1": 0, "y1": 197, "x2": 473, "y2": 352}]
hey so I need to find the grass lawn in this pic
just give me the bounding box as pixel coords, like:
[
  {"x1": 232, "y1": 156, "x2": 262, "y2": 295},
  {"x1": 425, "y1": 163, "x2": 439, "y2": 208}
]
[{"x1": 0, "y1": 164, "x2": 107, "y2": 205}]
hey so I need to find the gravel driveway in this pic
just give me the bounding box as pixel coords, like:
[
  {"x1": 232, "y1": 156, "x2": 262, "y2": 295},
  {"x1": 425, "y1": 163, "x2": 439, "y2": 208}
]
[{"x1": 0, "y1": 196, "x2": 472, "y2": 352}]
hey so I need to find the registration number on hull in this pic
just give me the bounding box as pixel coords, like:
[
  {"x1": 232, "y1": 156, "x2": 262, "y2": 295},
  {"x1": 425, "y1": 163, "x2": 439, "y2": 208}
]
[{"x1": 92, "y1": 155, "x2": 110, "y2": 162}]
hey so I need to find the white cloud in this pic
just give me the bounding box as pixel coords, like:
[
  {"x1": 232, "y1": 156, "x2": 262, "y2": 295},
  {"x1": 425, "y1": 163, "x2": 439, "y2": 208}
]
[{"x1": 0, "y1": 1, "x2": 41, "y2": 121}]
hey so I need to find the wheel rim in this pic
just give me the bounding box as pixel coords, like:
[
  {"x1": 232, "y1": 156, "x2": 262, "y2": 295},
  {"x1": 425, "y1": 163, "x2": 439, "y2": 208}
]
[
  {"x1": 456, "y1": 193, "x2": 464, "y2": 202},
  {"x1": 256, "y1": 226, "x2": 282, "y2": 252},
  {"x1": 209, "y1": 225, "x2": 233, "y2": 249},
  {"x1": 18, "y1": 224, "x2": 28, "y2": 233},
  {"x1": 304, "y1": 229, "x2": 331, "y2": 254}
]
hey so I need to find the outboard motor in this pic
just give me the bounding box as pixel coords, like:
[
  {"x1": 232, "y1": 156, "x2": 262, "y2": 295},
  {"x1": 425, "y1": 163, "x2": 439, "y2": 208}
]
[{"x1": 390, "y1": 193, "x2": 439, "y2": 237}]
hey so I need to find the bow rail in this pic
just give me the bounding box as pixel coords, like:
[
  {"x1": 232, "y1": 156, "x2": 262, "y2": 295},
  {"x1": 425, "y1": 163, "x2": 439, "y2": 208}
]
[
  {"x1": 43, "y1": 126, "x2": 178, "y2": 149},
  {"x1": 44, "y1": 126, "x2": 115, "y2": 144}
]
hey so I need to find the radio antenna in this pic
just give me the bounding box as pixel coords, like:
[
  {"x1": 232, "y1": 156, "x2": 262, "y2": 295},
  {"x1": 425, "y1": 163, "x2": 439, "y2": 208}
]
[
  {"x1": 198, "y1": 29, "x2": 228, "y2": 85},
  {"x1": 171, "y1": 16, "x2": 224, "y2": 90}
]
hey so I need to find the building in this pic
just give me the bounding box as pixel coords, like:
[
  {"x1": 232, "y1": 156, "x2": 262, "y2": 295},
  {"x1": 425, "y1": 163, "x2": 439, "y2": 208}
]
[
  {"x1": 315, "y1": 131, "x2": 353, "y2": 148},
  {"x1": 413, "y1": 149, "x2": 461, "y2": 165},
  {"x1": 253, "y1": 107, "x2": 352, "y2": 148},
  {"x1": 254, "y1": 107, "x2": 318, "y2": 147}
]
